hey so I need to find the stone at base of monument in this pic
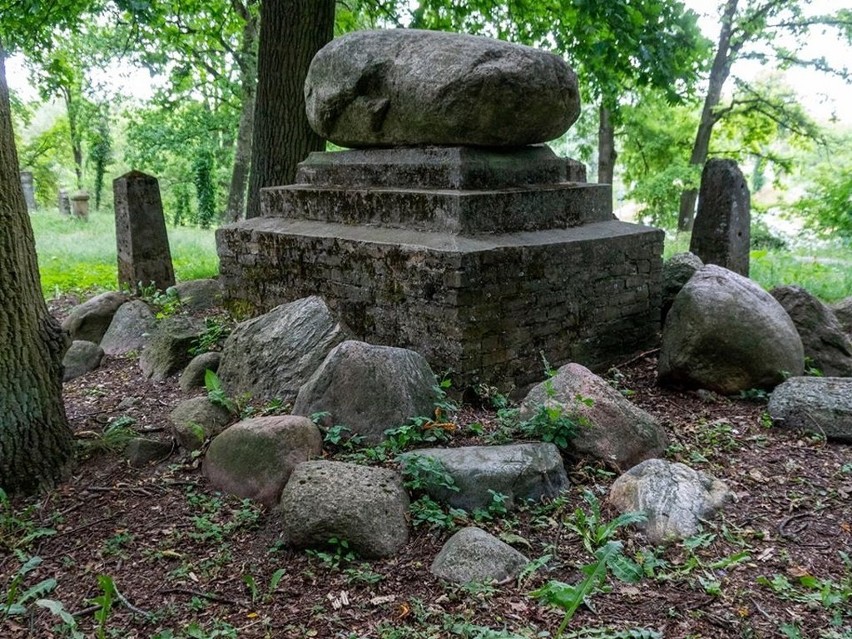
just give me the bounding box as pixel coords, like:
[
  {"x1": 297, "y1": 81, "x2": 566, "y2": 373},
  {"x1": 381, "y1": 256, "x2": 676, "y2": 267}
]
[
  {"x1": 218, "y1": 147, "x2": 662, "y2": 394},
  {"x1": 20, "y1": 172, "x2": 36, "y2": 212}
]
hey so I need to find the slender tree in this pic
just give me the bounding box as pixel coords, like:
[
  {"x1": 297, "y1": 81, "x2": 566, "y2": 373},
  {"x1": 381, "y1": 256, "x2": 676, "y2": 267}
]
[{"x1": 245, "y1": 0, "x2": 335, "y2": 219}]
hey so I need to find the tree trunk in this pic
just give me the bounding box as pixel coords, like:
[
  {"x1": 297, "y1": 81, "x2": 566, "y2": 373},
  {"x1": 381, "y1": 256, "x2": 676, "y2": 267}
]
[
  {"x1": 0, "y1": 49, "x2": 74, "y2": 494},
  {"x1": 224, "y1": 5, "x2": 258, "y2": 223},
  {"x1": 597, "y1": 104, "x2": 616, "y2": 184},
  {"x1": 677, "y1": 0, "x2": 739, "y2": 232},
  {"x1": 245, "y1": 0, "x2": 335, "y2": 219},
  {"x1": 62, "y1": 85, "x2": 83, "y2": 191}
]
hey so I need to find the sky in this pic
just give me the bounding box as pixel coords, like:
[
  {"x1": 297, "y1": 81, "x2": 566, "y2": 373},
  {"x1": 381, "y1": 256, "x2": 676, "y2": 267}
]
[{"x1": 6, "y1": 1, "x2": 852, "y2": 124}]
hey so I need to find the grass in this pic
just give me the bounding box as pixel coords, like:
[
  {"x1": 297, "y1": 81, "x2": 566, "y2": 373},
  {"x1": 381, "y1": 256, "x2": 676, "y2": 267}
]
[
  {"x1": 30, "y1": 208, "x2": 219, "y2": 299},
  {"x1": 663, "y1": 233, "x2": 852, "y2": 302}
]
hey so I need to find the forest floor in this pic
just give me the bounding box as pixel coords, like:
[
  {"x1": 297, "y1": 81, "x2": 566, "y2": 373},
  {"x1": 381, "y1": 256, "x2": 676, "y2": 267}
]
[{"x1": 1, "y1": 300, "x2": 850, "y2": 639}]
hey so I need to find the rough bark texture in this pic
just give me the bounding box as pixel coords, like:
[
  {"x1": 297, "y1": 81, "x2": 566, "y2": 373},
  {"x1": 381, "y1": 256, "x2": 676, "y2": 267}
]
[
  {"x1": 245, "y1": 0, "x2": 334, "y2": 219},
  {"x1": 0, "y1": 49, "x2": 74, "y2": 493},
  {"x1": 677, "y1": 0, "x2": 738, "y2": 232},
  {"x1": 597, "y1": 104, "x2": 616, "y2": 185},
  {"x1": 224, "y1": 1, "x2": 258, "y2": 223}
]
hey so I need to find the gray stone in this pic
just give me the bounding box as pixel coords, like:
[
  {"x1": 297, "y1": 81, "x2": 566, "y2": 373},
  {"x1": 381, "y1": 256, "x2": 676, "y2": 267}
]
[
  {"x1": 114, "y1": 170, "x2": 175, "y2": 293},
  {"x1": 293, "y1": 340, "x2": 437, "y2": 444},
  {"x1": 690, "y1": 159, "x2": 750, "y2": 276},
  {"x1": 61, "y1": 291, "x2": 128, "y2": 344},
  {"x1": 305, "y1": 29, "x2": 579, "y2": 148},
  {"x1": 770, "y1": 286, "x2": 852, "y2": 377},
  {"x1": 139, "y1": 316, "x2": 206, "y2": 381},
  {"x1": 277, "y1": 461, "x2": 409, "y2": 558},
  {"x1": 661, "y1": 252, "x2": 703, "y2": 322},
  {"x1": 69, "y1": 190, "x2": 89, "y2": 221},
  {"x1": 768, "y1": 376, "x2": 852, "y2": 443},
  {"x1": 172, "y1": 279, "x2": 223, "y2": 312},
  {"x1": 20, "y1": 171, "x2": 36, "y2": 212},
  {"x1": 203, "y1": 416, "x2": 322, "y2": 507},
  {"x1": 218, "y1": 296, "x2": 347, "y2": 402},
  {"x1": 62, "y1": 340, "x2": 104, "y2": 381},
  {"x1": 832, "y1": 297, "x2": 852, "y2": 335},
  {"x1": 100, "y1": 300, "x2": 156, "y2": 356},
  {"x1": 659, "y1": 265, "x2": 804, "y2": 394},
  {"x1": 520, "y1": 363, "x2": 668, "y2": 471},
  {"x1": 58, "y1": 188, "x2": 71, "y2": 216},
  {"x1": 399, "y1": 444, "x2": 567, "y2": 512},
  {"x1": 430, "y1": 527, "x2": 529, "y2": 585},
  {"x1": 179, "y1": 352, "x2": 222, "y2": 391},
  {"x1": 608, "y1": 458, "x2": 734, "y2": 544},
  {"x1": 169, "y1": 396, "x2": 233, "y2": 452},
  {"x1": 124, "y1": 438, "x2": 173, "y2": 467}
]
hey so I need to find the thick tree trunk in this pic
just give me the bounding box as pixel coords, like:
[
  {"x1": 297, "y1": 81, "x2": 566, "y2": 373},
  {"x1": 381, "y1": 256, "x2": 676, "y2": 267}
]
[
  {"x1": 245, "y1": 0, "x2": 335, "y2": 219},
  {"x1": 0, "y1": 49, "x2": 74, "y2": 493},
  {"x1": 224, "y1": 4, "x2": 258, "y2": 223},
  {"x1": 677, "y1": 0, "x2": 739, "y2": 232},
  {"x1": 597, "y1": 104, "x2": 616, "y2": 185}
]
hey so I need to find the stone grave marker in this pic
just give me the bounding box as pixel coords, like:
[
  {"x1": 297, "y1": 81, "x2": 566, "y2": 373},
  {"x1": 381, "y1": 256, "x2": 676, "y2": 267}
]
[
  {"x1": 689, "y1": 159, "x2": 750, "y2": 276},
  {"x1": 20, "y1": 172, "x2": 36, "y2": 212},
  {"x1": 70, "y1": 191, "x2": 90, "y2": 221},
  {"x1": 113, "y1": 170, "x2": 175, "y2": 293},
  {"x1": 58, "y1": 188, "x2": 71, "y2": 216}
]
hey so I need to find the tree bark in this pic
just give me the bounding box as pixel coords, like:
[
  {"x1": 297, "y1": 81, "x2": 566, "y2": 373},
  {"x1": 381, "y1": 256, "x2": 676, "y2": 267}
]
[
  {"x1": 597, "y1": 104, "x2": 616, "y2": 185},
  {"x1": 245, "y1": 0, "x2": 335, "y2": 219},
  {"x1": 0, "y1": 48, "x2": 74, "y2": 493},
  {"x1": 62, "y1": 85, "x2": 84, "y2": 191},
  {"x1": 224, "y1": 3, "x2": 258, "y2": 223},
  {"x1": 677, "y1": 0, "x2": 739, "y2": 232}
]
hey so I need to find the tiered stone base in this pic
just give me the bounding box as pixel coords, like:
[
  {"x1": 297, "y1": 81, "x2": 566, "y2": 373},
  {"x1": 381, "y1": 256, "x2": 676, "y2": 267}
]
[{"x1": 217, "y1": 146, "x2": 663, "y2": 393}]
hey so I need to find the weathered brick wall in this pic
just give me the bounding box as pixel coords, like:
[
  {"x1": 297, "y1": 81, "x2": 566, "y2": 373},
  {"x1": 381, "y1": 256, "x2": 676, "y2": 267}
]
[{"x1": 217, "y1": 217, "x2": 662, "y2": 394}]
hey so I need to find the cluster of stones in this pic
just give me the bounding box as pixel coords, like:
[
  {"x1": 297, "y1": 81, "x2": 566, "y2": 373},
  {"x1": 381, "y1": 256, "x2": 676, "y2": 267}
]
[{"x1": 217, "y1": 29, "x2": 663, "y2": 394}]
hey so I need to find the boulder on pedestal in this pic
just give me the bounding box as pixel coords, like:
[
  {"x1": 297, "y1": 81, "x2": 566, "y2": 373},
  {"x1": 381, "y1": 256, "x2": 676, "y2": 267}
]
[{"x1": 305, "y1": 29, "x2": 579, "y2": 148}]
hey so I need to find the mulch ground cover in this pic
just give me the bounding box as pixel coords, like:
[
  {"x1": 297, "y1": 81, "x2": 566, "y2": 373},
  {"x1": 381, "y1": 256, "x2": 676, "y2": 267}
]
[{"x1": 2, "y1": 301, "x2": 850, "y2": 639}]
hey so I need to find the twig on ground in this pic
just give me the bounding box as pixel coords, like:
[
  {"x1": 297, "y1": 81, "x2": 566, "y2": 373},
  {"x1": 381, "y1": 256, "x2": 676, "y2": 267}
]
[{"x1": 159, "y1": 587, "x2": 244, "y2": 606}]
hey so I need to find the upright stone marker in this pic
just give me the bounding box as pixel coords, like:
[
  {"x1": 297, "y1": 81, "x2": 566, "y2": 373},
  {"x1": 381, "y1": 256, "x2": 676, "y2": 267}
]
[
  {"x1": 689, "y1": 159, "x2": 750, "y2": 276},
  {"x1": 113, "y1": 170, "x2": 175, "y2": 293},
  {"x1": 58, "y1": 189, "x2": 71, "y2": 216},
  {"x1": 20, "y1": 172, "x2": 36, "y2": 212},
  {"x1": 70, "y1": 190, "x2": 90, "y2": 221}
]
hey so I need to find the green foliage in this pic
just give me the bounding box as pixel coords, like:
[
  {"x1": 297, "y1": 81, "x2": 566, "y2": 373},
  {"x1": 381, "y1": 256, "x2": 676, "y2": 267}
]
[
  {"x1": 408, "y1": 496, "x2": 465, "y2": 531},
  {"x1": 192, "y1": 147, "x2": 217, "y2": 228},
  {"x1": 565, "y1": 490, "x2": 647, "y2": 555},
  {"x1": 2, "y1": 555, "x2": 58, "y2": 618},
  {"x1": 204, "y1": 369, "x2": 237, "y2": 415},
  {"x1": 791, "y1": 132, "x2": 852, "y2": 240},
  {"x1": 90, "y1": 574, "x2": 116, "y2": 639},
  {"x1": 189, "y1": 316, "x2": 231, "y2": 355},
  {"x1": 400, "y1": 455, "x2": 459, "y2": 493},
  {"x1": 306, "y1": 537, "x2": 357, "y2": 570},
  {"x1": 0, "y1": 489, "x2": 57, "y2": 552}
]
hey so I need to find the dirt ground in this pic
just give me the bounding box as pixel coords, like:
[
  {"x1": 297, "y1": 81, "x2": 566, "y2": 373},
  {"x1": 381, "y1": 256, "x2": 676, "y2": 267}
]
[{"x1": 1, "y1": 300, "x2": 850, "y2": 639}]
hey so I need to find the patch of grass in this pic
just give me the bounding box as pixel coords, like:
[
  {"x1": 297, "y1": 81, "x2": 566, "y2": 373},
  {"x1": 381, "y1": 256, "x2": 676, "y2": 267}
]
[{"x1": 31, "y1": 209, "x2": 218, "y2": 298}]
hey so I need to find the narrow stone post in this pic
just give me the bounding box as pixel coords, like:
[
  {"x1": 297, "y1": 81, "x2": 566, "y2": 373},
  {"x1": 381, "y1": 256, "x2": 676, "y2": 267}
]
[
  {"x1": 58, "y1": 188, "x2": 71, "y2": 215},
  {"x1": 70, "y1": 191, "x2": 90, "y2": 221},
  {"x1": 20, "y1": 171, "x2": 36, "y2": 212},
  {"x1": 689, "y1": 159, "x2": 750, "y2": 276},
  {"x1": 113, "y1": 170, "x2": 175, "y2": 293}
]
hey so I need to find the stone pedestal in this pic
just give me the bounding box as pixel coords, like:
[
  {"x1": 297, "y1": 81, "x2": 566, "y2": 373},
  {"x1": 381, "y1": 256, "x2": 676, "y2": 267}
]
[
  {"x1": 70, "y1": 191, "x2": 90, "y2": 221},
  {"x1": 217, "y1": 146, "x2": 663, "y2": 393},
  {"x1": 113, "y1": 171, "x2": 175, "y2": 293},
  {"x1": 690, "y1": 159, "x2": 750, "y2": 276},
  {"x1": 20, "y1": 172, "x2": 36, "y2": 212}
]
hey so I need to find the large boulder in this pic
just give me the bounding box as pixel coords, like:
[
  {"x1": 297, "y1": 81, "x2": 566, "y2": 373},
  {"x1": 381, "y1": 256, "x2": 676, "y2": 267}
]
[
  {"x1": 100, "y1": 299, "x2": 156, "y2": 355},
  {"x1": 61, "y1": 291, "x2": 128, "y2": 343},
  {"x1": 218, "y1": 296, "x2": 347, "y2": 402},
  {"x1": 430, "y1": 527, "x2": 529, "y2": 585},
  {"x1": 276, "y1": 461, "x2": 409, "y2": 558},
  {"x1": 62, "y1": 340, "x2": 104, "y2": 381},
  {"x1": 139, "y1": 316, "x2": 206, "y2": 381},
  {"x1": 519, "y1": 363, "x2": 668, "y2": 470},
  {"x1": 204, "y1": 416, "x2": 322, "y2": 507},
  {"x1": 770, "y1": 286, "x2": 852, "y2": 377},
  {"x1": 768, "y1": 376, "x2": 852, "y2": 443},
  {"x1": 608, "y1": 458, "x2": 734, "y2": 544},
  {"x1": 292, "y1": 340, "x2": 437, "y2": 444},
  {"x1": 658, "y1": 265, "x2": 804, "y2": 393},
  {"x1": 305, "y1": 29, "x2": 579, "y2": 148},
  {"x1": 169, "y1": 397, "x2": 232, "y2": 452},
  {"x1": 661, "y1": 252, "x2": 703, "y2": 322},
  {"x1": 399, "y1": 444, "x2": 568, "y2": 512},
  {"x1": 832, "y1": 297, "x2": 852, "y2": 335}
]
